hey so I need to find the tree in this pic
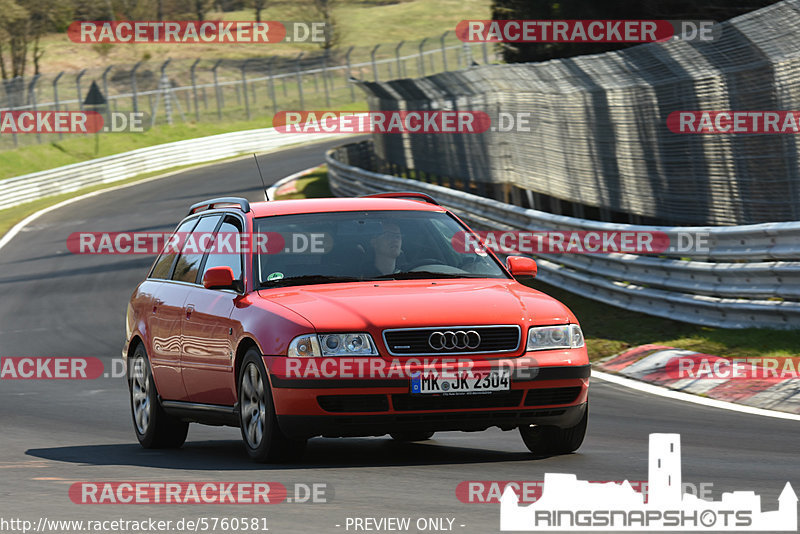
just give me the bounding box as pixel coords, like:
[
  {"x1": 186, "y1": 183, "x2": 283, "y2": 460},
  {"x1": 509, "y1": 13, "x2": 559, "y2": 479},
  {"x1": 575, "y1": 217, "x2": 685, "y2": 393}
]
[
  {"x1": 0, "y1": 0, "x2": 30, "y2": 79},
  {"x1": 251, "y1": 0, "x2": 266, "y2": 22},
  {"x1": 295, "y1": 0, "x2": 339, "y2": 51}
]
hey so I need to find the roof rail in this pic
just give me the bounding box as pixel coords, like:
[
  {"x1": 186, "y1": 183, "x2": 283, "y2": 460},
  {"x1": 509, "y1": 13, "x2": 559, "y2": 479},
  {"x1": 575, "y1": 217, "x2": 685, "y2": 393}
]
[
  {"x1": 188, "y1": 197, "x2": 251, "y2": 215},
  {"x1": 361, "y1": 191, "x2": 440, "y2": 206}
]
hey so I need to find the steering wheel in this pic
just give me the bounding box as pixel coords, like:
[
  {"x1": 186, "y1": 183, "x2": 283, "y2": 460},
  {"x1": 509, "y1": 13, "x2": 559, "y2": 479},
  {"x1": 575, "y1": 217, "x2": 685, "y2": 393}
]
[{"x1": 405, "y1": 257, "x2": 443, "y2": 271}]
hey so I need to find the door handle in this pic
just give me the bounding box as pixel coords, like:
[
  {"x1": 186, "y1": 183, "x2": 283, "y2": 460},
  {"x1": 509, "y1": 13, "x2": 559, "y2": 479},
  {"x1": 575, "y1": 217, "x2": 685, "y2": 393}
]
[{"x1": 185, "y1": 304, "x2": 195, "y2": 319}]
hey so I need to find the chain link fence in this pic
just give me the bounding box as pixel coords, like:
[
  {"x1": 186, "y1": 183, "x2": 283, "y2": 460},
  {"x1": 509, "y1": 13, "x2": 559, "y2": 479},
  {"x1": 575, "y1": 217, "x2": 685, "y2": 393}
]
[
  {"x1": 0, "y1": 33, "x2": 495, "y2": 150},
  {"x1": 356, "y1": 0, "x2": 800, "y2": 226}
]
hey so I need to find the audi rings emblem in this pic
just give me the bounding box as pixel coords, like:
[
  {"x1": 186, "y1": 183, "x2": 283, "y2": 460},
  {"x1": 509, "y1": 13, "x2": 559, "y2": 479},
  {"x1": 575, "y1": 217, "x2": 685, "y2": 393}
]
[{"x1": 428, "y1": 330, "x2": 481, "y2": 351}]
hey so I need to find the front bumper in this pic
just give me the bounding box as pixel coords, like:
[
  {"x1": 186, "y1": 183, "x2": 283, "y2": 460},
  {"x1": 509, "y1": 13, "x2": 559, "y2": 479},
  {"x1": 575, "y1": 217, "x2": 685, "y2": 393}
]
[
  {"x1": 278, "y1": 402, "x2": 587, "y2": 439},
  {"x1": 270, "y1": 363, "x2": 590, "y2": 439}
]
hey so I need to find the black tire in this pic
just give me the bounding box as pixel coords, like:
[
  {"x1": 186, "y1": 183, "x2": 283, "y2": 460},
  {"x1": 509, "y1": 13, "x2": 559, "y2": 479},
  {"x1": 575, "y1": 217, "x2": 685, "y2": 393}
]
[
  {"x1": 238, "y1": 348, "x2": 307, "y2": 463},
  {"x1": 519, "y1": 403, "x2": 588, "y2": 455},
  {"x1": 390, "y1": 432, "x2": 435, "y2": 442},
  {"x1": 128, "y1": 343, "x2": 189, "y2": 449}
]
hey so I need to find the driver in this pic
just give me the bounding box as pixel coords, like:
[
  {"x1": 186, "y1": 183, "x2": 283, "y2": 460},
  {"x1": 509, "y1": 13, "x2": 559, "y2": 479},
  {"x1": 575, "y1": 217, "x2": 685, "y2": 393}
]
[{"x1": 369, "y1": 222, "x2": 403, "y2": 276}]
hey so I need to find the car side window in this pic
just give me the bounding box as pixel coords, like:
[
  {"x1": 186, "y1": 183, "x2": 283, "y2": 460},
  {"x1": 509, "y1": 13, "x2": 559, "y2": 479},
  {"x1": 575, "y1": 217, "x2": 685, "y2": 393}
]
[
  {"x1": 200, "y1": 215, "x2": 243, "y2": 282},
  {"x1": 149, "y1": 218, "x2": 199, "y2": 279},
  {"x1": 171, "y1": 215, "x2": 223, "y2": 284}
]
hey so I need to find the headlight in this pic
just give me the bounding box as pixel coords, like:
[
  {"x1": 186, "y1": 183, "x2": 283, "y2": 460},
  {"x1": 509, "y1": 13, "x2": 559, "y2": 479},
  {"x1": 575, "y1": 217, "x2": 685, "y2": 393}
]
[
  {"x1": 287, "y1": 334, "x2": 321, "y2": 358},
  {"x1": 288, "y1": 333, "x2": 378, "y2": 357},
  {"x1": 527, "y1": 324, "x2": 584, "y2": 351}
]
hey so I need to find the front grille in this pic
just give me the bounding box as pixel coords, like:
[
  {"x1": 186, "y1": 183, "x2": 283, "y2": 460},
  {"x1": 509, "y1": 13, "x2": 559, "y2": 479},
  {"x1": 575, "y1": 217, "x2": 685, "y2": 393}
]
[
  {"x1": 383, "y1": 325, "x2": 520, "y2": 355},
  {"x1": 392, "y1": 391, "x2": 524, "y2": 411},
  {"x1": 317, "y1": 395, "x2": 389, "y2": 413},
  {"x1": 524, "y1": 387, "x2": 582, "y2": 406}
]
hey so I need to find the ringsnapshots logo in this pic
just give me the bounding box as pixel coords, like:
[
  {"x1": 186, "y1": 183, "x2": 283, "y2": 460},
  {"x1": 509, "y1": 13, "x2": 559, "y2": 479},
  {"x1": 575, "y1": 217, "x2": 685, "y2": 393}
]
[{"x1": 500, "y1": 433, "x2": 797, "y2": 531}]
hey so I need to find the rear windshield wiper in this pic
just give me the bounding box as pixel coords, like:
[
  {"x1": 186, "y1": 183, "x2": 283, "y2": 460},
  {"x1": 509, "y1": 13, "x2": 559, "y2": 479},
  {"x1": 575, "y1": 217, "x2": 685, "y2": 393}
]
[{"x1": 259, "y1": 275, "x2": 381, "y2": 288}]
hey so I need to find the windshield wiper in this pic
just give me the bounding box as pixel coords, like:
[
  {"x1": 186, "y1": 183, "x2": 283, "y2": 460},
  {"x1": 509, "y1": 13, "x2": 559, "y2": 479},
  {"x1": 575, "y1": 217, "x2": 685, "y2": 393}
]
[
  {"x1": 259, "y1": 275, "x2": 381, "y2": 288},
  {"x1": 375, "y1": 270, "x2": 481, "y2": 280}
]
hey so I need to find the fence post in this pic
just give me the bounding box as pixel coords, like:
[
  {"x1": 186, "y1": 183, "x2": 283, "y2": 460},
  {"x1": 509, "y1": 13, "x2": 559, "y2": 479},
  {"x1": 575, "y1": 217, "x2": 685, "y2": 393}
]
[
  {"x1": 190, "y1": 58, "x2": 200, "y2": 121},
  {"x1": 101, "y1": 65, "x2": 113, "y2": 126},
  {"x1": 371, "y1": 44, "x2": 380, "y2": 82},
  {"x1": 440, "y1": 31, "x2": 449, "y2": 71},
  {"x1": 345, "y1": 46, "x2": 355, "y2": 102},
  {"x1": 28, "y1": 75, "x2": 41, "y2": 143},
  {"x1": 130, "y1": 62, "x2": 142, "y2": 114},
  {"x1": 76, "y1": 69, "x2": 87, "y2": 111},
  {"x1": 266, "y1": 58, "x2": 277, "y2": 114},
  {"x1": 212, "y1": 59, "x2": 223, "y2": 120},
  {"x1": 295, "y1": 53, "x2": 305, "y2": 110},
  {"x1": 241, "y1": 59, "x2": 251, "y2": 120},
  {"x1": 395, "y1": 41, "x2": 405, "y2": 78},
  {"x1": 322, "y1": 51, "x2": 331, "y2": 107},
  {"x1": 53, "y1": 71, "x2": 64, "y2": 140},
  {"x1": 418, "y1": 38, "x2": 429, "y2": 76}
]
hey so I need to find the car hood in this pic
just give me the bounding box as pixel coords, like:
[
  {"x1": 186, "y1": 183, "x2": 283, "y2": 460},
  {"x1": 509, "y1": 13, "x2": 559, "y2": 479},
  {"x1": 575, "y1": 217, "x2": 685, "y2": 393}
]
[{"x1": 257, "y1": 279, "x2": 574, "y2": 333}]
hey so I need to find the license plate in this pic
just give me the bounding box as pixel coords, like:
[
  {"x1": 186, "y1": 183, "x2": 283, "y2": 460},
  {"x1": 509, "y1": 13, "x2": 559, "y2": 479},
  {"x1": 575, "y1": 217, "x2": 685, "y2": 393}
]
[{"x1": 410, "y1": 370, "x2": 510, "y2": 394}]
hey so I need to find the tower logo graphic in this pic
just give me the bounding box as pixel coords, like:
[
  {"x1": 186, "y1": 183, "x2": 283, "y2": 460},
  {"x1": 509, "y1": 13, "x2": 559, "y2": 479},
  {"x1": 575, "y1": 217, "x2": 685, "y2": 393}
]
[{"x1": 500, "y1": 433, "x2": 797, "y2": 531}]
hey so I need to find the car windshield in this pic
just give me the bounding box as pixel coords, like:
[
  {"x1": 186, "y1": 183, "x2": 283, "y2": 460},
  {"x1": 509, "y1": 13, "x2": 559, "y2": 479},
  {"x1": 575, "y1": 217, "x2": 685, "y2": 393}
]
[{"x1": 255, "y1": 210, "x2": 508, "y2": 288}]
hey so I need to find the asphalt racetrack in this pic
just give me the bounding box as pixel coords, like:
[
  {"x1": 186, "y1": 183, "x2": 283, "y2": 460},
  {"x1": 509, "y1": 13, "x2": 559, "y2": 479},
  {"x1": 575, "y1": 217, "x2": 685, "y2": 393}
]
[{"x1": 0, "y1": 139, "x2": 797, "y2": 533}]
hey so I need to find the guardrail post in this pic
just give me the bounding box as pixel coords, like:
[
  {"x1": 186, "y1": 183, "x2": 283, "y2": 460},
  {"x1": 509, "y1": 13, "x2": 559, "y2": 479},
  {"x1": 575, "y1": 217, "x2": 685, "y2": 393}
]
[
  {"x1": 395, "y1": 41, "x2": 405, "y2": 78},
  {"x1": 345, "y1": 46, "x2": 355, "y2": 101},
  {"x1": 76, "y1": 69, "x2": 87, "y2": 111},
  {"x1": 418, "y1": 38, "x2": 429, "y2": 76},
  {"x1": 241, "y1": 59, "x2": 251, "y2": 120},
  {"x1": 190, "y1": 59, "x2": 201, "y2": 121},
  {"x1": 440, "y1": 31, "x2": 449, "y2": 71},
  {"x1": 102, "y1": 65, "x2": 113, "y2": 126},
  {"x1": 212, "y1": 59, "x2": 223, "y2": 120},
  {"x1": 130, "y1": 62, "x2": 142, "y2": 114},
  {"x1": 371, "y1": 44, "x2": 381, "y2": 82}
]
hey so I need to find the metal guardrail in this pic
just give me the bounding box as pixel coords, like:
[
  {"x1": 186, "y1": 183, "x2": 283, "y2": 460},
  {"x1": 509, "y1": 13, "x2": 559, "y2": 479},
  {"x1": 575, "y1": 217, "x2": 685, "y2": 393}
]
[
  {"x1": 0, "y1": 129, "x2": 350, "y2": 212},
  {"x1": 326, "y1": 141, "x2": 800, "y2": 329},
  {"x1": 356, "y1": 0, "x2": 800, "y2": 226}
]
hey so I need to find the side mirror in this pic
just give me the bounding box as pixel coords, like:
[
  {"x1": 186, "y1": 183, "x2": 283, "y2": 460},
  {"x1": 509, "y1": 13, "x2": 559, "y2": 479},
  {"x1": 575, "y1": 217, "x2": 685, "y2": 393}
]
[
  {"x1": 203, "y1": 266, "x2": 236, "y2": 290},
  {"x1": 507, "y1": 256, "x2": 537, "y2": 279}
]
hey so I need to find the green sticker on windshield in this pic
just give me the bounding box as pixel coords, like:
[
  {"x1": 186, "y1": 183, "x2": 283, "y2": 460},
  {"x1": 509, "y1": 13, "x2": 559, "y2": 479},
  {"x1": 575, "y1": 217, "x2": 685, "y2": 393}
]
[{"x1": 267, "y1": 272, "x2": 284, "y2": 281}]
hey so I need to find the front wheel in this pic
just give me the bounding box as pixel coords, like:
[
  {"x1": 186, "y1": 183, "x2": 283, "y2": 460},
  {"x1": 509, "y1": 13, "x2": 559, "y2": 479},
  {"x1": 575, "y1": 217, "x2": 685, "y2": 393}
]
[
  {"x1": 519, "y1": 403, "x2": 587, "y2": 455},
  {"x1": 238, "y1": 349, "x2": 306, "y2": 462},
  {"x1": 128, "y1": 343, "x2": 189, "y2": 449}
]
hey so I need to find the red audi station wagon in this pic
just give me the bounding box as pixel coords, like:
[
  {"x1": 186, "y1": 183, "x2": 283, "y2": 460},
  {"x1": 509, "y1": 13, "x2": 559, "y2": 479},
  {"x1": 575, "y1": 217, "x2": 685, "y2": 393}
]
[{"x1": 124, "y1": 193, "x2": 590, "y2": 462}]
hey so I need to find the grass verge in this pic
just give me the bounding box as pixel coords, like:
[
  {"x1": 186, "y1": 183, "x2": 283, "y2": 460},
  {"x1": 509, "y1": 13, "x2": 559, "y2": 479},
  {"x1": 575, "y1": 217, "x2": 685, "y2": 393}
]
[
  {"x1": 272, "y1": 166, "x2": 332, "y2": 200},
  {"x1": 0, "y1": 102, "x2": 366, "y2": 180},
  {"x1": 276, "y1": 170, "x2": 798, "y2": 362}
]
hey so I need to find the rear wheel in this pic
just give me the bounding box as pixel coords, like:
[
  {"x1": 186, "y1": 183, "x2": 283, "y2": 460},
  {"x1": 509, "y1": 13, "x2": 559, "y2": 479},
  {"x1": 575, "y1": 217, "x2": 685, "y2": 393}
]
[
  {"x1": 519, "y1": 403, "x2": 587, "y2": 455},
  {"x1": 238, "y1": 348, "x2": 306, "y2": 462},
  {"x1": 390, "y1": 432, "x2": 435, "y2": 442},
  {"x1": 128, "y1": 343, "x2": 189, "y2": 448}
]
